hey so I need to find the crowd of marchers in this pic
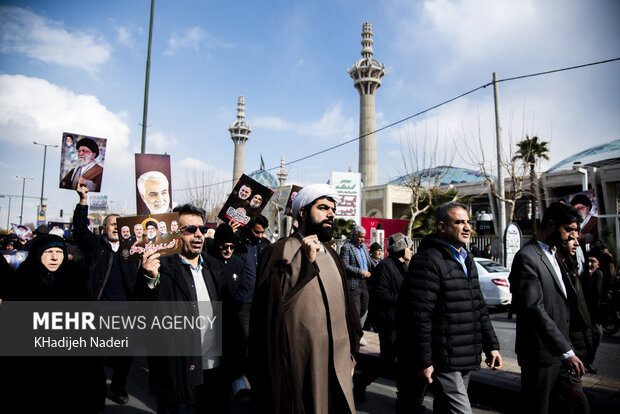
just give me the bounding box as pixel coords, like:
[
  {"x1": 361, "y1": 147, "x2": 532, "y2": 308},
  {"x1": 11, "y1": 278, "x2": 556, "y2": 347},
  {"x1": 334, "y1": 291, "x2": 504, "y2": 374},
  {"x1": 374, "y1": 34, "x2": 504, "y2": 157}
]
[{"x1": 0, "y1": 182, "x2": 618, "y2": 414}]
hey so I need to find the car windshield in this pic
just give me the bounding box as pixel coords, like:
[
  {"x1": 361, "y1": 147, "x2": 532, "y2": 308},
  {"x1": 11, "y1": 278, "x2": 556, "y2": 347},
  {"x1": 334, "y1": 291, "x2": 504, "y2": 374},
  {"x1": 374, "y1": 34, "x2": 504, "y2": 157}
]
[{"x1": 478, "y1": 260, "x2": 509, "y2": 273}]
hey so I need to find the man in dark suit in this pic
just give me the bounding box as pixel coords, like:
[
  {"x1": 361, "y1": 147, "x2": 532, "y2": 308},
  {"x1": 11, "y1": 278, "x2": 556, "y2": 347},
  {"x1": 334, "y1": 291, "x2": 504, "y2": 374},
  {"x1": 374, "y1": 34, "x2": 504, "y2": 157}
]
[
  {"x1": 340, "y1": 225, "x2": 372, "y2": 331},
  {"x1": 509, "y1": 202, "x2": 589, "y2": 414},
  {"x1": 139, "y1": 204, "x2": 243, "y2": 413}
]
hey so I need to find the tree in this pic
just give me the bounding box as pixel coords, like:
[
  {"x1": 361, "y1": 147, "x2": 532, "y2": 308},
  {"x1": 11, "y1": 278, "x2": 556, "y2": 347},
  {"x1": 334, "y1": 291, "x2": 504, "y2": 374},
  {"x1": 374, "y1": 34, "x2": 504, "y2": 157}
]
[
  {"x1": 402, "y1": 188, "x2": 464, "y2": 237},
  {"x1": 512, "y1": 135, "x2": 549, "y2": 234},
  {"x1": 460, "y1": 110, "x2": 537, "y2": 233},
  {"x1": 463, "y1": 132, "x2": 527, "y2": 224},
  {"x1": 333, "y1": 218, "x2": 355, "y2": 240},
  {"x1": 177, "y1": 169, "x2": 230, "y2": 223},
  {"x1": 393, "y1": 129, "x2": 456, "y2": 238}
]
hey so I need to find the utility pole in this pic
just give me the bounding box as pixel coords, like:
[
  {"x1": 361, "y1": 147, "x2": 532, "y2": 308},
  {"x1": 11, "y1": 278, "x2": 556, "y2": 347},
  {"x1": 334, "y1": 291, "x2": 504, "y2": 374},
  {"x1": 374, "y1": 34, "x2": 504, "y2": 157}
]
[
  {"x1": 16, "y1": 176, "x2": 34, "y2": 225},
  {"x1": 141, "y1": 0, "x2": 155, "y2": 154},
  {"x1": 33, "y1": 141, "x2": 58, "y2": 208},
  {"x1": 492, "y1": 72, "x2": 506, "y2": 264}
]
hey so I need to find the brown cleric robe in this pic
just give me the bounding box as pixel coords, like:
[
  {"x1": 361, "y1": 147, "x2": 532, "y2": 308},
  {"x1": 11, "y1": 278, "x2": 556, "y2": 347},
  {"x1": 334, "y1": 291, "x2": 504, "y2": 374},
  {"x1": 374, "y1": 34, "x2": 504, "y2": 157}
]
[{"x1": 249, "y1": 233, "x2": 362, "y2": 414}]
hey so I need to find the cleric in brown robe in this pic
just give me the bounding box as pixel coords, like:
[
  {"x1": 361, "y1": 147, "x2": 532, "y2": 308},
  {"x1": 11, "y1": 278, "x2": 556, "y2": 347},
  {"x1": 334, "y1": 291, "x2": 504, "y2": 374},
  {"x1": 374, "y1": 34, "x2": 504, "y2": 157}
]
[{"x1": 248, "y1": 183, "x2": 362, "y2": 414}]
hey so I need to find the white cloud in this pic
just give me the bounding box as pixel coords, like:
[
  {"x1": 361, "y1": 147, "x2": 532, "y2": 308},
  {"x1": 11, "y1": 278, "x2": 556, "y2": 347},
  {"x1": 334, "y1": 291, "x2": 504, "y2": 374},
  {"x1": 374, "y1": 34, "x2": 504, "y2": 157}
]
[
  {"x1": 306, "y1": 104, "x2": 355, "y2": 140},
  {"x1": 252, "y1": 116, "x2": 291, "y2": 130},
  {"x1": 253, "y1": 103, "x2": 356, "y2": 141},
  {"x1": 147, "y1": 130, "x2": 178, "y2": 154},
  {"x1": 164, "y1": 26, "x2": 232, "y2": 56},
  {"x1": 0, "y1": 6, "x2": 112, "y2": 73},
  {"x1": 177, "y1": 158, "x2": 215, "y2": 172},
  {"x1": 116, "y1": 27, "x2": 134, "y2": 47},
  {"x1": 0, "y1": 74, "x2": 134, "y2": 212}
]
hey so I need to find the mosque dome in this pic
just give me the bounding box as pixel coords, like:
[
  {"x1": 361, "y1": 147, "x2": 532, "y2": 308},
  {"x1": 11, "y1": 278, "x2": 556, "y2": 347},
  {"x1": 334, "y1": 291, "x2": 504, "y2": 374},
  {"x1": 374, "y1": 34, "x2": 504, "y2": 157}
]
[
  {"x1": 389, "y1": 166, "x2": 489, "y2": 187},
  {"x1": 249, "y1": 169, "x2": 279, "y2": 190},
  {"x1": 546, "y1": 139, "x2": 620, "y2": 172}
]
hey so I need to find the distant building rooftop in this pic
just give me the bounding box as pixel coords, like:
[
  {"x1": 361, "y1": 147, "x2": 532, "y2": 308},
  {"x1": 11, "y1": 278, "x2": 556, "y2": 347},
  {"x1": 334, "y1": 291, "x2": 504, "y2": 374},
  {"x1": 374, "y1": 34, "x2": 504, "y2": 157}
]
[
  {"x1": 389, "y1": 166, "x2": 489, "y2": 187},
  {"x1": 546, "y1": 139, "x2": 620, "y2": 172},
  {"x1": 249, "y1": 169, "x2": 279, "y2": 190}
]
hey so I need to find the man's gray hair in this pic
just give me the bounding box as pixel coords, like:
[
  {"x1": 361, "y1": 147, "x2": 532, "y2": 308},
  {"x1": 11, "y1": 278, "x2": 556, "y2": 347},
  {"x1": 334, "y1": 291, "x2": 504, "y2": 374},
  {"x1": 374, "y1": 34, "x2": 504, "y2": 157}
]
[
  {"x1": 137, "y1": 171, "x2": 169, "y2": 195},
  {"x1": 353, "y1": 225, "x2": 366, "y2": 235},
  {"x1": 435, "y1": 202, "x2": 469, "y2": 227},
  {"x1": 103, "y1": 214, "x2": 120, "y2": 229}
]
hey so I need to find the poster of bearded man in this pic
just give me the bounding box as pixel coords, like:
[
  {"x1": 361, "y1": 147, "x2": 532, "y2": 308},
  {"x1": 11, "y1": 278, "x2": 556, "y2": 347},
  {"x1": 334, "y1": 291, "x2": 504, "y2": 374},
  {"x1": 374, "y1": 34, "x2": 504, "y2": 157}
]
[{"x1": 59, "y1": 132, "x2": 107, "y2": 192}]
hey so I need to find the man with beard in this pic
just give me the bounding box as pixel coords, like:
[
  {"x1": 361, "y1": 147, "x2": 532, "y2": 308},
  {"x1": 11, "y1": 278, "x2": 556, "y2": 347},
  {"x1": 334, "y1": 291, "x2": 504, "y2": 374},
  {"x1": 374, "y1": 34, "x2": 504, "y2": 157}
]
[
  {"x1": 170, "y1": 220, "x2": 180, "y2": 235},
  {"x1": 137, "y1": 171, "x2": 171, "y2": 214},
  {"x1": 133, "y1": 223, "x2": 145, "y2": 243},
  {"x1": 509, "y1": 202, "x2": 589, "y2": 413},
  {"x1": 136, "y1": 220, "x2": 164, "y2": 247},
  {"x1": 120, "y1": 225, "x2": 132, "y2": 241},
  {"x1": 249, "y1": 193, "x2": 263, "y2": 209},
  {"x1": 60, "y1": 137, "x2": 104, "y2": 191},
  {"x1": 158, "y1": 220, "x2": 171, "y2": 242},
  {"x1": 249, "y1": 184, "x2": 362, "y2": 413}
]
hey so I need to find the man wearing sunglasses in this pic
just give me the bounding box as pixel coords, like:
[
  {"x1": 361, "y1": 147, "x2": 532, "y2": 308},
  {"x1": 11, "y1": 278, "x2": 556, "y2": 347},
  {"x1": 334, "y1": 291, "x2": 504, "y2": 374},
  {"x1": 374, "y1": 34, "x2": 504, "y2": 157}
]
[
  {"x1": 139, "y1": 204, "x2": 243, "y2": 413},
  {"x1": 212, "y1": 223, "x2": 244, "y2": 298}
]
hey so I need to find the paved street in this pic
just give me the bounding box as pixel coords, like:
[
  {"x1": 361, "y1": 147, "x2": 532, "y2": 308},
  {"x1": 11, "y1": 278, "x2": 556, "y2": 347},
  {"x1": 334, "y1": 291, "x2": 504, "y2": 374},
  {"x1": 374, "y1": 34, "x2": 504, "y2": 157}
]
[{"x1": 101, "y1": 309, "x2": 620, "y2": 413}]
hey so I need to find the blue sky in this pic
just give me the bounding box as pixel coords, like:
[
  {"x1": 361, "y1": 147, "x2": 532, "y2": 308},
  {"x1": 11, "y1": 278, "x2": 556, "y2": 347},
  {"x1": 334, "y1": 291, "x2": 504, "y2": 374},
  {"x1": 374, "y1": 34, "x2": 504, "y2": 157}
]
[{"x1": 1, "y1": 0, "x2": 619, "y2": 226}]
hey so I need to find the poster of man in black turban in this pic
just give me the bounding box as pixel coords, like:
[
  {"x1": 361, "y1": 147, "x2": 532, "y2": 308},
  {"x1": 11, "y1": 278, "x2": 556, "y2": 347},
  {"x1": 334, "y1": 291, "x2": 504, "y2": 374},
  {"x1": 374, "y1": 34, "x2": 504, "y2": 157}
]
[
  {"x1": 59, "y1": 132, "x2": 107, "y2": 192},
  {"x1": 116, "y1": 212, "x2": 181, "y2": 260}
]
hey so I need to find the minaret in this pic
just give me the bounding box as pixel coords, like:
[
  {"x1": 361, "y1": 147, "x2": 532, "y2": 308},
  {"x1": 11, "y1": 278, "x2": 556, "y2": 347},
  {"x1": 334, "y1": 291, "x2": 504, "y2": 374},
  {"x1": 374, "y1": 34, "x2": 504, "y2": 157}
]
[
  {"x1": 348, "y1": 22, "x2": 386, "y2": 187},
  {"x1": 276, "y1": 155, "x2": 289, "y2": 188},
  {"x1": 229, "y1": 96, "x2": 252, "y2": 186}
]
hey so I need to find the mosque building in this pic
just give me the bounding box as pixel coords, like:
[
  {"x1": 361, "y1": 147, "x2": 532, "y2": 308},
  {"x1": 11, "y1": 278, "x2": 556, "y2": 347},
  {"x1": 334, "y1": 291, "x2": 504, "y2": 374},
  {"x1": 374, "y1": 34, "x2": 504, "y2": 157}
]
[{"x1": 226, "y1": 23, "x2": 619, "y2": 255}]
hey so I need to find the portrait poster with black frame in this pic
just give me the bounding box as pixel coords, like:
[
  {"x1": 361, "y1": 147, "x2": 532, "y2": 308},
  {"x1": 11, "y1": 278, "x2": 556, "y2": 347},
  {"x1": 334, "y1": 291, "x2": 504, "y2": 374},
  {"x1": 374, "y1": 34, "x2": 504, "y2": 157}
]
[
  {"x1": 135, "y1": 154, "x2": 173, "y2": 216},
  {"x1": 59, "y1": 132, "x2": 107, "y2": 192},
  {"x1": 218, "y1": 174, "x2": 274, "y2": 226},
  {"x1": 116, "y1": 212, "x2": 181, "y2": 260},
  {"x1": 284, "y1": 185, "x2": 303, "y2": 217}
]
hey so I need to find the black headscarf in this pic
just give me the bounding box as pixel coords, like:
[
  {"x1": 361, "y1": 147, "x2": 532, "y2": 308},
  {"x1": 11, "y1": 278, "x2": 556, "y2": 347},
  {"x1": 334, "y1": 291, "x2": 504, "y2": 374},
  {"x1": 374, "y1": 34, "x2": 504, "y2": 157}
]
[{"x1": 12, "y1": 234, "x2": 72, "y2": 300}]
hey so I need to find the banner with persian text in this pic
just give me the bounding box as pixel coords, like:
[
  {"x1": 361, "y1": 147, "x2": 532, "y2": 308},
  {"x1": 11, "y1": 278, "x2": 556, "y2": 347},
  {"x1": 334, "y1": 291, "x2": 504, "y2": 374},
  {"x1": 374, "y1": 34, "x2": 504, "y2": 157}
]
[{"x1": 330, "y1": 171, "x2": 362, "y2": 225}]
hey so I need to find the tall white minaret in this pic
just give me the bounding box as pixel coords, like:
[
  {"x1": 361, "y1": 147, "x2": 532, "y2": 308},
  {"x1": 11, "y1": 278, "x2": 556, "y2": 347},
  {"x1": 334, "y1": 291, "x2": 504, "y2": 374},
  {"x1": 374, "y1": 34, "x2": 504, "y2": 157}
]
[
  {"x1": 229, "y1": 96, "x2": 252, "y2": 186},
  {"x1": 348, "y1": 22, "x2": 386, "y2": 187}
]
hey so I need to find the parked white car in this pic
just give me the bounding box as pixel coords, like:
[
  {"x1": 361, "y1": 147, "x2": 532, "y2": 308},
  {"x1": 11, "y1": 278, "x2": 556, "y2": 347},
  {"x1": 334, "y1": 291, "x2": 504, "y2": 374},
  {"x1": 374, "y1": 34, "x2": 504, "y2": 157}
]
[{"x1": 474, "y1": 258, "x2": 512, "y2": 306}]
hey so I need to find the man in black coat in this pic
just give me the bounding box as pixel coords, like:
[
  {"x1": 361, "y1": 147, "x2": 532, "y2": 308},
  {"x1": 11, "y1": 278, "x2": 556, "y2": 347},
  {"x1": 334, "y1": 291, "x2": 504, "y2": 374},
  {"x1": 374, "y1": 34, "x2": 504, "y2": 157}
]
[
  {"x1": 354, "y1": 232, "x2": 413, "y2": 402},
  {"x1": 234, "y1": 214, "x2": 271, "y2": 342},
  {"x1": 509, "y1": 202, "x2": 589, "y2": 414},
  {"x1": 397, "y1": 202, "x2": 502, "y2": 413},
  {"x1": 139, "y1": 204, "x2": 243, "y2": 413},
  {"x1": 73, "y1": 185, "x2": 139, "y2": 406}
]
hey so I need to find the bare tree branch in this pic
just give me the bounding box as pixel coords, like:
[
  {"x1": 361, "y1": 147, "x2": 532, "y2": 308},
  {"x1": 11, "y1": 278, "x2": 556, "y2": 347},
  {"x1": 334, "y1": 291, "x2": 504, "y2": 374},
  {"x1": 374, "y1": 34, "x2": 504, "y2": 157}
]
[{"x1": 177, "y1": 169, "x2": 229, "y2": 222}]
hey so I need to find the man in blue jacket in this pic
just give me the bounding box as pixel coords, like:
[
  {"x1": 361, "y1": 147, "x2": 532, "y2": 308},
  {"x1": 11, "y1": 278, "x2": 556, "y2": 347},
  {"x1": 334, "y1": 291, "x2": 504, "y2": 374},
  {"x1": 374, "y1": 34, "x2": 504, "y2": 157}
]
[{"x1": 340, "y1": 225, "x2": 372, "y2": 329}]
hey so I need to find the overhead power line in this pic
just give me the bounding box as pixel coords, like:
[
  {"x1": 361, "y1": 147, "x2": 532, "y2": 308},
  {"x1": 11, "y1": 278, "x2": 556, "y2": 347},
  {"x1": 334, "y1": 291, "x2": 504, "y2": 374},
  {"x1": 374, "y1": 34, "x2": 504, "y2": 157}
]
[{"x1": 174, "y1": 57, "x2": 620, "y2": 192}]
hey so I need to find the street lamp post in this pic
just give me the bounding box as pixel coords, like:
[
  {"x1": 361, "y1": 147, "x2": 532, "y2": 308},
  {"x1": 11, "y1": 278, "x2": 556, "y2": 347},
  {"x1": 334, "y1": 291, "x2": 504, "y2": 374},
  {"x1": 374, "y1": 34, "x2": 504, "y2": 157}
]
[
  {"x1": 0, "y1": 195, "x2": 13, "y2": 229},
  {"x1": 15, "y1": 176, "x2": 34, "y2": 225},
  {"x1": 33, "y1": 141, "x2": 58, "y2": 208}
]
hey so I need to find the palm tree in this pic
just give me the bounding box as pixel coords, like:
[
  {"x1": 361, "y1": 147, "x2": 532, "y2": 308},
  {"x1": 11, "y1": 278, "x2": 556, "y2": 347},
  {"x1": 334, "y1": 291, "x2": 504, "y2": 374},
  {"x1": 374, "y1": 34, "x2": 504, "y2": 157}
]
[{"x1": 513, "y1": 135, "x2": 550, "y2": 234}]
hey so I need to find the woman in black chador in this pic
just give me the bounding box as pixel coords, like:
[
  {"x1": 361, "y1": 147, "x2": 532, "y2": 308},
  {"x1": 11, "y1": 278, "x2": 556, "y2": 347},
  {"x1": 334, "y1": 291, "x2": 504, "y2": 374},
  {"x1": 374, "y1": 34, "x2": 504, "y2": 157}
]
[{"x1": 5, "y1": 234, "x2": 104, "y2": 413}]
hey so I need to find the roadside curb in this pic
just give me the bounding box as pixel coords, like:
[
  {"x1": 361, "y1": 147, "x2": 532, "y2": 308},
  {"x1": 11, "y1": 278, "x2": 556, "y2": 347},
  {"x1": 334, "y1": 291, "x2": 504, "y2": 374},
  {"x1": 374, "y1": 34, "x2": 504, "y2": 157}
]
[{"x1": 358, "y1": 330, "x2": 620, "y2": 412}]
